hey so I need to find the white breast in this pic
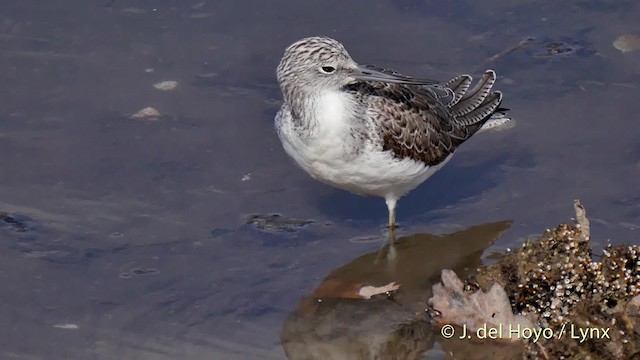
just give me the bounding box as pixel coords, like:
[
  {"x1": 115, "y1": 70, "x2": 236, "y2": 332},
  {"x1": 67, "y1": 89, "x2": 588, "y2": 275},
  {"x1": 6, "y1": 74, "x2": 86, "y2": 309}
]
[
  {"x1": 313, "y1": 90, "x2": 348, "y2": 139},
  {"x1": 277, "y1": 91, "x2": 354, "y2": 179},
  {"x1": 276, "y1": 90, "x2": 438, "y2": 199}
]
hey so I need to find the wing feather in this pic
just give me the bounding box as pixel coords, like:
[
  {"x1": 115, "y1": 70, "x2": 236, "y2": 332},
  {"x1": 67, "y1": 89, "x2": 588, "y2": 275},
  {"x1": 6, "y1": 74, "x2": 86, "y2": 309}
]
[{"x1": 344, "y1": 69, "x2": 506, "y2": 166}]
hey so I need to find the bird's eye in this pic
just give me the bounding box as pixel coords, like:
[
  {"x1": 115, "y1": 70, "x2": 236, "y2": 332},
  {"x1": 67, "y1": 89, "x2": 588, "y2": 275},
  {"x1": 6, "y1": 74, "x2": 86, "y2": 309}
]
[{"x1": 320, "y1": 66, "x2": 336, "y2": 74}]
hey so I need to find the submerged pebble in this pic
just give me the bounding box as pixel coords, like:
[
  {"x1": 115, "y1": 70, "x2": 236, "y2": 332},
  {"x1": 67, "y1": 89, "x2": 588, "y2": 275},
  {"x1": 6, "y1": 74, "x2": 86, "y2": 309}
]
[
  {"x1": 121, "y1": 8, "x2": 146, "y2": 15},
  {"x1": 130, "y1": 107, "x2": 160, "y2": 120},
  {"x1": 53, "y1": 324, "x2": 79, "y2": 330},
  {"x1": 613, "y1": 34, "x2": 640, "y2": 53},
  {"x1": 153, "y1": 80, "x2": 178, "y2": 91}
]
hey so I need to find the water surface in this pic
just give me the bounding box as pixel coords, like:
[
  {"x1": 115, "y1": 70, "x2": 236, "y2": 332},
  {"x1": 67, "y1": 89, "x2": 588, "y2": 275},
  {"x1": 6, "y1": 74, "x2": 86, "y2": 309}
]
[{"x1": 1, "y1": 0, "x2": 639, "y2": 359}]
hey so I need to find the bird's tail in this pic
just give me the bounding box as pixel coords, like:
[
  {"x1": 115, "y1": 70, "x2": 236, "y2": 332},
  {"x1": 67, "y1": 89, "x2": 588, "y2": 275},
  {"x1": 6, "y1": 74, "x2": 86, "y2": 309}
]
[{"x1": 445, "y1": 70, "x2": 511, "y2": 132}]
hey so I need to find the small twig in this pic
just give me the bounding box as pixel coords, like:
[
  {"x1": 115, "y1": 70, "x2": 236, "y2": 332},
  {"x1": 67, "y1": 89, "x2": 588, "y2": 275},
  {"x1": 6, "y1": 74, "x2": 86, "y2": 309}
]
[
  {"x1": 573, "y1": 199, "x2": 590, "y2": 241},
  {"x1": 486, "y1": 36, "x2": 536, "y2": 63}
]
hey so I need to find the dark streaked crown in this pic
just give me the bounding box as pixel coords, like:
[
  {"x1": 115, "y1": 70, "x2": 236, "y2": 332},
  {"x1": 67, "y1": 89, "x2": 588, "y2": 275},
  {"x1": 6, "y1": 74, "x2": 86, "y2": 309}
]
[{"x1": 276, "y1": 37, "x2": 356, "y2": 101}]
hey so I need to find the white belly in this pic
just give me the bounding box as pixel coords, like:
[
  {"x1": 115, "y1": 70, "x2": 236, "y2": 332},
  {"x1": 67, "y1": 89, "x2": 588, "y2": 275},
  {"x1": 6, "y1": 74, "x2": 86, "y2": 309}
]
[{"x1": 276, "y1": 91, "x2": 452, "y2": 200}]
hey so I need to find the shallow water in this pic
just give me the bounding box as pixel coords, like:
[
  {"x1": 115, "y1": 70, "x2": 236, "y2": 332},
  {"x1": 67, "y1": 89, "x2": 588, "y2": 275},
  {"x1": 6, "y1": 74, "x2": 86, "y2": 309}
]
[{"x1": 1, "y1": 0, "x2": 639, "y2": 359}]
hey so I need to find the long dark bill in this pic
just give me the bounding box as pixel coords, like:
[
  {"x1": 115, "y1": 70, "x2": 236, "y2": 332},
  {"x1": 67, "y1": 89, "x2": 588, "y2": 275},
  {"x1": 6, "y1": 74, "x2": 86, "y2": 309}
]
[{"x1": 351, "y1": 65, "x2": 437, "y2": 85}]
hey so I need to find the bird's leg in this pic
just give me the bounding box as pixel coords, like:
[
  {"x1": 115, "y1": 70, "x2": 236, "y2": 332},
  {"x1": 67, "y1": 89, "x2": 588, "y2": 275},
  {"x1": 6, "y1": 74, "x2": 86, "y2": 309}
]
[{"x1": 388, "y1": 207, "x2": 396, "y2": 231}]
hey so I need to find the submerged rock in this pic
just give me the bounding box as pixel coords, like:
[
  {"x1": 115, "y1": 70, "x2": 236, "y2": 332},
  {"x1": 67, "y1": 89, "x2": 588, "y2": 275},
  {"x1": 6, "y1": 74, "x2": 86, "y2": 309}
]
[
  {"x1": 245, "y1": 214, "x2": 314, "y2": 233},
  {"x1": 0, "y1": 212, "x2": 31, "y2": 233}
]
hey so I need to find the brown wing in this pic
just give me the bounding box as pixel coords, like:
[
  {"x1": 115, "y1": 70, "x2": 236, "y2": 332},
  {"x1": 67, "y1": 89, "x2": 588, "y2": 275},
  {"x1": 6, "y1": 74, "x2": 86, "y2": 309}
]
[{"x1": 347, "y1": 70, "x2": 504, "y2": 166}]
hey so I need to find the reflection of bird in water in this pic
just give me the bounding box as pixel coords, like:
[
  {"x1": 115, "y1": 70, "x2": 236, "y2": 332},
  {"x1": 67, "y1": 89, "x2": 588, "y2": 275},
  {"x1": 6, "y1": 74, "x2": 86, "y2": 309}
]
[
  {"x1": 275, "y1": 36, "x2": 511, "y2": 239},
  {"x1": 280, "y1": 221, "x2": 512, "y2": 360}
]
